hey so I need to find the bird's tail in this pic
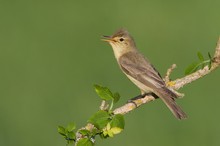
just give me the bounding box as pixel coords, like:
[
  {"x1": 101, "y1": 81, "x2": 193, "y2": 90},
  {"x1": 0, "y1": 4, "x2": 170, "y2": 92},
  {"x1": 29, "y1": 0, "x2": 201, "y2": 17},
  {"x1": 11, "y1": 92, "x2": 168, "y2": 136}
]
[{"x1": 156, "y1": 87, "x2": 187, "y2": 120}]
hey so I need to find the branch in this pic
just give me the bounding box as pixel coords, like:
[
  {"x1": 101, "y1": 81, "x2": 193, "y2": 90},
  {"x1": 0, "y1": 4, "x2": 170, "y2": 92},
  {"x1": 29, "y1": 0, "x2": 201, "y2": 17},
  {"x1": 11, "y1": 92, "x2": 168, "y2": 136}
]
[{"x1": 113, "y1": 37, "x2": 220, "y2": 115}]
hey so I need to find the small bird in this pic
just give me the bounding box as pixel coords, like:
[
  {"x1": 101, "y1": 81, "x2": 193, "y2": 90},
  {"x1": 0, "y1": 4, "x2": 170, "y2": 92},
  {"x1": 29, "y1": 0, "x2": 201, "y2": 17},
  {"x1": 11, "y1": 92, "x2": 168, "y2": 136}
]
[{"x1": 102, "y1": 29, "x2": 187, "y2": 120}]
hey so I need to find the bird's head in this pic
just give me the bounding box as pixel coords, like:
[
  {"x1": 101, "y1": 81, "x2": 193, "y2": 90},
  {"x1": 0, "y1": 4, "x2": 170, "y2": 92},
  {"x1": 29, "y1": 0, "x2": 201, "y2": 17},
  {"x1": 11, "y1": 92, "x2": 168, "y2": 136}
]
[{"x1": 102, "y1": 29, "x2": 137, "y2": 58}]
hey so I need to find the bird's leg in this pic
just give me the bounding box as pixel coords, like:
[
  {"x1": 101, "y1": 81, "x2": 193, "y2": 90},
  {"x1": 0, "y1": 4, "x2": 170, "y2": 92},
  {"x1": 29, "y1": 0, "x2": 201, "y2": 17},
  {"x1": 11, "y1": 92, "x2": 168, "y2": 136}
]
[
  {"x1": 127, "y1": 92, "x2": 156, "y2": 108},
  {"x1": 127, "y1": 94, "x2": 146, "y2": 102},
  {"x1": 127, "y1": 94, "x2": 146, "y2": 108},
  {"x1": 128, "y1": 90, "x2": 158, "y2": 103}
]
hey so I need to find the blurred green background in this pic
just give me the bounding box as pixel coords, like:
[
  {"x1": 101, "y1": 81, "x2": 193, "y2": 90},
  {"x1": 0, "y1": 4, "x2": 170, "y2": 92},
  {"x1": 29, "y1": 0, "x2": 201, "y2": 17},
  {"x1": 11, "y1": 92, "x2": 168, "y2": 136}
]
[{"x1": 0, "y1": 0, "x2": 220, "y2": 146}]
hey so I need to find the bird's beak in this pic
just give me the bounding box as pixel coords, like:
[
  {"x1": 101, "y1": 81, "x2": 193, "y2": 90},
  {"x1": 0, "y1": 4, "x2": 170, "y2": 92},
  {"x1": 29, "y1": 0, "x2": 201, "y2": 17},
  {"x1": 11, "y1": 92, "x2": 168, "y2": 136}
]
[{"x1": 101, "y1": 35, "x2": 115, "y2": 42}]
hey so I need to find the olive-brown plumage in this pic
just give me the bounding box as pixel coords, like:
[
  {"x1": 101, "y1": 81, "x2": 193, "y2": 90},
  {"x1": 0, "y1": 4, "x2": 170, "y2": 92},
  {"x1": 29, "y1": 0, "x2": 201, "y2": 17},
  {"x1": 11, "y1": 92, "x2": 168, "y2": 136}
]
[{"x1": 103, "y1": 29, "x2": 187, "y2": 119}]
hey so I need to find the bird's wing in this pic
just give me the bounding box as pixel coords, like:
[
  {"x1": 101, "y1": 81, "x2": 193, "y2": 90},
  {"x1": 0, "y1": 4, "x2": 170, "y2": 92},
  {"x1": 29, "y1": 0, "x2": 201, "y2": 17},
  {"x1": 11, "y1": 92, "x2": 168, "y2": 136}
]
[
  {"x1": 119, "y1": 51, "x2": 165, "y2": 89},
  {"x1": 119, "y1": 52, "x2": 186, "y2": 119}
]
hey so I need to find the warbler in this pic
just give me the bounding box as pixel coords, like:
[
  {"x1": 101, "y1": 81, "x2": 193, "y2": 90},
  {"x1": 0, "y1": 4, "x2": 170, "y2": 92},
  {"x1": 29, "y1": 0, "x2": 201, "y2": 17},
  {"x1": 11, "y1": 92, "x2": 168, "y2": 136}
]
[{"x1": 102, "y1": 29, "x2": 187, "y2": 119}]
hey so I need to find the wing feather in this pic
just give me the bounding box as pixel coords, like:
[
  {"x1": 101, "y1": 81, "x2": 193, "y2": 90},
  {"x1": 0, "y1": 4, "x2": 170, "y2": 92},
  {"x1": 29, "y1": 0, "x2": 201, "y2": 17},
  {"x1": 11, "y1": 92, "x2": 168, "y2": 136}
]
[
  {"x1": 118, "y1": 51, "x2": 187, "y2": 119},
  {"x1": 119, "y1": 51, "x2": 165, "y2": 89}
]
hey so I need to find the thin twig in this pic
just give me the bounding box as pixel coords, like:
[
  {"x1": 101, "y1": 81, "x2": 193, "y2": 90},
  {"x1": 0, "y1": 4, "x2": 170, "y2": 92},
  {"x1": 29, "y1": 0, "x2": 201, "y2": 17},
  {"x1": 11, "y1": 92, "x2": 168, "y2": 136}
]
[{"x1": 164, "y1": 64, "x2": 176, "y2": 83}]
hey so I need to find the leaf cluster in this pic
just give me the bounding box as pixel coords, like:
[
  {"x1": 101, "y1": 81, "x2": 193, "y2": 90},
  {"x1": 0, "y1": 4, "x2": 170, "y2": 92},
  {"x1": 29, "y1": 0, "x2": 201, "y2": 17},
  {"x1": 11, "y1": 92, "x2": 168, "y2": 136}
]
[
  {"x1": 185, "y1": 52, "x2": 212, "y2": 75},
  {"x1": 94, "y1": 84, "x2": 120, "y2": 111},
  {"x1": 58, "y1": 85, "x2": 125, "y2": 146},
  {"x1": 88, "y1": 111, "x2": 125, "y2": 138},
  {"x1": 58, "y1": 122, "x2": 76, "y2": 145}
]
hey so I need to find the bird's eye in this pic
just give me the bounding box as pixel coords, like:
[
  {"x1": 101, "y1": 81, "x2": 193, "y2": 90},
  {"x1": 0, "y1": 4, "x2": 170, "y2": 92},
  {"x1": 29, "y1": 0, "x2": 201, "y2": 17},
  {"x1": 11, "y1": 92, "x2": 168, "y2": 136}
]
[{"x1": 119, "y1": 38, "x2": 124, "y2": 42}]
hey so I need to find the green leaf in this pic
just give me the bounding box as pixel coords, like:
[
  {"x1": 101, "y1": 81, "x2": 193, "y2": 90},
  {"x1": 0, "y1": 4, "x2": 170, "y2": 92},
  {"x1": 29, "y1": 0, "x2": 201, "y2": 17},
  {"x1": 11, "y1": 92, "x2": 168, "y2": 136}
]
[
  {"x1": 110, "y1": 114, "x2": 125, "y2": 129},
  {"x1": 58, "y1": 126, "x2": 66, "y2": 136},
  {"x1": 103, "y1": 123, "x2": 111, "y2": 137},
  {"x1": 88, "y1": 110, "x2": 111, "y2": 129},
  {"x1": 185, "y1": 62, "x2": 200, "y2": 75},
  {"x1": 208, "y1": 61, "x2": 212, "y2": 69},
  {"x1": 107, "y1": 130, "x2": 114, "y2": 137},
  {"x1": 113, "y1": 92, "x2": 120, "y2": 103},
  {"x1": 103, "y1": 123, "x2": 123, "y2": 138},
  {"x1": 201, "y1": 62, "x2": 205, "y2": 69},
  {"x1": 208, "y1": 52, "x2": 212, "y2": 69},
  {"x1": 66, "y1": 131, "x2": 76, "y2": 140},
  {"x1": 94, "y1": 84, "x2": 114, "y2": 100},
  {"x1": 67, "y1": 122, "x2": 76, "y2": 132},
  {"x1": 110, "y1": 127, "x2": 122, "y2": 135},
  {"x1": 79, "y1": 129, "x2": 91, "y2": 136},
  {"x1": 208, "y1": 52, "x2": 212, "y2": 60},
  {"x1": 100, "y1": 132, "x2": 110, "y2": 139},
  {"x1": 76, "y1": 138, "x2": 94, "y2": 146},
  {"x1": 197, "y1": 52, "x2": 204, "y2": 61}
]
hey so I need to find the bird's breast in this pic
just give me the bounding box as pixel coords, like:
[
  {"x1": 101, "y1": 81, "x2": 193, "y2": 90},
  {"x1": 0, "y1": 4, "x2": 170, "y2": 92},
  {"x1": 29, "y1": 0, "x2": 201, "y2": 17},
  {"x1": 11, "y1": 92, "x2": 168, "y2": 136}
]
[{"x1": 124, "y1": 73, "x2": 153, "y2": 93}]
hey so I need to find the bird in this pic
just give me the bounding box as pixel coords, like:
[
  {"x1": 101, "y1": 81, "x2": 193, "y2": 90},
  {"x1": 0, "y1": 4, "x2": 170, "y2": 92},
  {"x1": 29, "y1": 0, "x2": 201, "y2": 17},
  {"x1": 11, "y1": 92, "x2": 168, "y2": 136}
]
[{"x1": 102, "y1": 29, "x2": 187, "y2": 120}]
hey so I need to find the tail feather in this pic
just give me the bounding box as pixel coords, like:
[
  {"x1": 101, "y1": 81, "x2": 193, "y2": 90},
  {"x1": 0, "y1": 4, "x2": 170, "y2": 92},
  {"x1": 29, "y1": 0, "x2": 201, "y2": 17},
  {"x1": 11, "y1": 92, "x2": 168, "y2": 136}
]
[{"x1": 156, "y1": 87, "x2": 187, "y2": 120}]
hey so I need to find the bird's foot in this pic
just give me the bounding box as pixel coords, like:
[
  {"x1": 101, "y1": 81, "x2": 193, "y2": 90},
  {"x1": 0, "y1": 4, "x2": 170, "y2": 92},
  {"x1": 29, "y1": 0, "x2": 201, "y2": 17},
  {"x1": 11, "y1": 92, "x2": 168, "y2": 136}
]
[{"x1": 127, "y1": 93, "x2": 157, "y2": 107}]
